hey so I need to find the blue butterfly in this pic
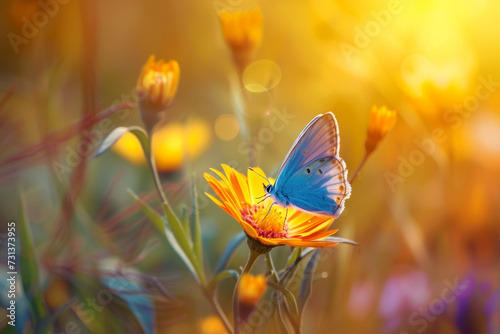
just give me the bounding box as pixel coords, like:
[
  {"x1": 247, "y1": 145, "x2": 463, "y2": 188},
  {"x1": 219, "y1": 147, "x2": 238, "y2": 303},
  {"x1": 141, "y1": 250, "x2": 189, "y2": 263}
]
[{"x1": 252, "y1": 112, "x2": 351, "y2": 219}]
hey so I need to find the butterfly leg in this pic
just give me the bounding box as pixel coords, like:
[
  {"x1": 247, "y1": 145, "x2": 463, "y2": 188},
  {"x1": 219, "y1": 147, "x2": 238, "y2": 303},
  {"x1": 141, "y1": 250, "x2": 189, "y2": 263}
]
[
  {"x1": 283, "y1": 207, "x2": 289, "y2": 227},
  {"x1": 257, "y1": 195, "x2": 270, "y2": 204},
  {"x1": 258, "y1": 202, "x2": 276, "y2": 225}
]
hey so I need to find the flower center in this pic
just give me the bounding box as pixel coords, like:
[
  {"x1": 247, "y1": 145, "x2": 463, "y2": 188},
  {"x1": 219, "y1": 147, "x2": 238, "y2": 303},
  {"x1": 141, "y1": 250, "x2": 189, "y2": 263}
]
[{"x1": 241, "y1": 204, "x2": 288, "y2": 239}]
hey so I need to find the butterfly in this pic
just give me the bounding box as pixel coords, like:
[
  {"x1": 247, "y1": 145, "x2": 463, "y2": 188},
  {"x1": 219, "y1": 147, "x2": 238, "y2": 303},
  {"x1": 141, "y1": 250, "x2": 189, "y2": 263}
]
[{"x1": 252, "y1": 112, "x2": 351, "y2": 219}]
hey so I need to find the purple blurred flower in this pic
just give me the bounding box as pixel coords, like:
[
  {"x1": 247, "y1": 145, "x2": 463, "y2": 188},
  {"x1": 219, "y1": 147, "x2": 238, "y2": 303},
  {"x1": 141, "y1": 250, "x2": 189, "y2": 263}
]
[
  {"x1": 456, "y1": 276, "x2": 500, "y2": 334},
  {"x1": 378, "y1": 269, "x2": 431, "y2": 331}
]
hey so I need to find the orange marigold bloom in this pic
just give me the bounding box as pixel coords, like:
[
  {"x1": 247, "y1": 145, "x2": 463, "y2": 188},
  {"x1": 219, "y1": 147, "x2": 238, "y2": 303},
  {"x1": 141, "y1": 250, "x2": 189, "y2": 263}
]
[
  {"x1": 218, "y1": 8, "x2": 263, "y2": 72},
  {"x1": 365, "y1": 106, "x2": 397, "y2": 154},
  {"x1": 137, "y1": 55, "x2": 179, "y2": 131},
  {"x1": 238, "y1": 273, "x2": 266, "y2": 306},
  {"x1": 218, "y1": 8, "x2": 263, "y2": 53},
  {"x1": 204, "y1": 165, "x2": 343, "y2": 249}
]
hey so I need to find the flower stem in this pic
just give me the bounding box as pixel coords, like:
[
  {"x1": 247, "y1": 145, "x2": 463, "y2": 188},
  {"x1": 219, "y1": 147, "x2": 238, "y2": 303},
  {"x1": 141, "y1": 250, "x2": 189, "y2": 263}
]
[
  {"x1": 146, "y1": 133, "x2": 168, "y2": 205},
  {"x1": 349, "y1": 151, "x2": 370, "y2": 184},
  {"x1": 233, "y1": 248, "x2": 261, "y2": 334}
]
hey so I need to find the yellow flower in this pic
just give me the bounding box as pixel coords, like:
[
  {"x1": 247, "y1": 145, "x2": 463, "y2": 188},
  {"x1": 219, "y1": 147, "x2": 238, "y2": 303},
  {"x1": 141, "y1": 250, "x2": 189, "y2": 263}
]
[
  {"x1": 204, "y1": 165, "x2": 343, "y2": 249},
  {"x1": 198, "y1": 315, "x2": 228, "y2": 334},
  {"x1": 137, "y1": 55, "x2": 180, "y2": 131},
  {"x1": 365, "y1": 106, "x2": 397, "y2": 154},
  {"x1": 238, "y1": 274, "x2": 266, "y2": 307}
]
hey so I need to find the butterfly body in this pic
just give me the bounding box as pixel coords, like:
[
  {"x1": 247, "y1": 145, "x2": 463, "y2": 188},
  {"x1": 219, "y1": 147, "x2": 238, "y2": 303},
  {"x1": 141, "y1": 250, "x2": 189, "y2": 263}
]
[{"x1": 263, "y1": 112, "x2": 351, "y2": 218}]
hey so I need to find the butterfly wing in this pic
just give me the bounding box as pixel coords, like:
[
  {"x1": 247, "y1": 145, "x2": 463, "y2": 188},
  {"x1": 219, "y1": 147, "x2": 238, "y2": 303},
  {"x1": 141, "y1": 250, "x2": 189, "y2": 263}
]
[
  {"x1": 280, "y1": 156, "x2": 351, "y2": 217},
  {"x1": 274, "y1": 112, "x2": 340, "y2": 187}
]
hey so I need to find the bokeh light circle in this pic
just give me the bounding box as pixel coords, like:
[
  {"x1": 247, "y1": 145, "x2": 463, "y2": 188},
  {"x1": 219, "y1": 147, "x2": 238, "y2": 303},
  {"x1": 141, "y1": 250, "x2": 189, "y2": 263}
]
[
  {"x1": 243, "y1": 59, "x2": 282, "y2": 93},
  {"x1": 235, "y1": 87, "x2": 274, "y2": 118},
  {"x1": 215, "y1": 114, "x2": 240, "y2": 141}
]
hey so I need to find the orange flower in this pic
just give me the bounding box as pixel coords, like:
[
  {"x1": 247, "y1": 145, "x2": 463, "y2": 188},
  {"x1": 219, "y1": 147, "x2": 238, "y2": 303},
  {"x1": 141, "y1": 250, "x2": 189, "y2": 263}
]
[
  {"x1": 218, "y1": 8, "x2": 263, "y2": 53},
  {"x1": 218, "y1": 8, "x2": 263, "y2": 72},
  {"x1": 137, "y1": 55, "x2": 180, "y2": 131},
  {"x1": 204, "y1": 165, "x2": 343, "y2": 249},
  {"x1": 365, "y1": 106, "x2": 397, "y2": 154},
  {"x1": 137, "y1": 55, "x2": 179, "y2": 111},
  {"x1": 238, "y1": 273, "x2": 266, "y2": 306}
]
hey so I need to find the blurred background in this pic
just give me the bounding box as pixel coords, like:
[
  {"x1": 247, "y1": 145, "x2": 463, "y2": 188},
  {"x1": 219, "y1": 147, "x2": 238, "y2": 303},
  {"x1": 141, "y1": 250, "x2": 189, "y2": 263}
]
[{"x1": 1, "y1": 0, "x2": 499, "y2": 333}]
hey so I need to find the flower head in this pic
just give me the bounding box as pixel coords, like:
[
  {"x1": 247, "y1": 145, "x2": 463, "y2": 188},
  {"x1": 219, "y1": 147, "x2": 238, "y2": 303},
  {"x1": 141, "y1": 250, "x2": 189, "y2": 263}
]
[
  {"x1": 238, "y1": 273, "x2": 266, "y2": 306},
  {"x1": 204, "y1": 165, "x2": 343, "y2": 249},
  {"x1": 365, "y1": 105, "x2": 397, "y2": 154},
  {"x1": 137, "y1": 55, "x2": 180, "y2": 131},
  {"x1": 218, "y1": 8, "x2": 263, "y2": 71}
]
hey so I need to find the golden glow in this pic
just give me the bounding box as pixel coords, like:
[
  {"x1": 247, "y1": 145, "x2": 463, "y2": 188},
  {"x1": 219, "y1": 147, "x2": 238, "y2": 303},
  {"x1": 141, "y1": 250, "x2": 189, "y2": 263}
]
[
  {"x1": 365, "y1": 106, "x2": 397, "y2": 154},
  {"x1": 214, "y1": 114, "x2": 240, "y2": 141},
  {"x1": 197, "y1": 315, "x2": 228, "y2": 334},
  {"x1": 137, "y1": 55, "x2": 180, "y2": 112},
  {"x1": 112, "y1": 118, "x2": 212, "y2": 172},
  {"x1": 204, "y1": 165, "x2": 342, "y2": 248},
  {"x1": 238, "y1": 274, "x2": 267, "y2": 306},
  {"x1": 44, "y1": 277, "x2": 70, "y2": 310}
]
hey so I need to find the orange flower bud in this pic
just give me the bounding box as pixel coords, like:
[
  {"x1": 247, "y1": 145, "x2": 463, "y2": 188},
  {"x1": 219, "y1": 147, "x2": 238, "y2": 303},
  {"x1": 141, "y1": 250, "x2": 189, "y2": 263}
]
[
  {"x1": 137, "y1": 55, "x2": 180, "y2": 131},
  {"x1": 365, "y1": 106, "x2": 397, "y2": 154},
  {"x1": 238, "y1": 273, "x2": 266, "y2": 307},
  {"x1": 218, "y1": 8, "x2": 263, "y2": 71}
]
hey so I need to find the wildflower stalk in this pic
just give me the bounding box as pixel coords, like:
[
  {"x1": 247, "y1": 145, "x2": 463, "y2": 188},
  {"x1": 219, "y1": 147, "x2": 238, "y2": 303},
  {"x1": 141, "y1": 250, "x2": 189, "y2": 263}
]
[
  {"x1": 349, "y1": 152, "x2": 369, "y2": 184},
  {"x1": 233, "y1": 248, "x2": 261, "y2": 334},
  {"x1": 350, "y1": 106, "x2": 396, "y2": 184},
  {"x1": 146, "y1": 133, "x2": 168, "y2": 205}
]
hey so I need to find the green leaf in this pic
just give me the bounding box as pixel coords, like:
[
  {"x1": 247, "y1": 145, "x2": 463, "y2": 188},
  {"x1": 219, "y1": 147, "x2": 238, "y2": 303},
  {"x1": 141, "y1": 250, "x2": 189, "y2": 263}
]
[
  {"x1": 161, "y1": 203, "x2": 191, "y2": 255},
  {"x1": 162, "y1": 202, "x2": 206, "y2": 285},
  {"x1": 214, "y1": 232, "x2": 246, "y2": 274},
  {"x1": 279, "y1": 248, "x2": 314, "y2": 288},
  {"x1": 94, "y1": 127, "x2": 130, "y2": 157},
  {"x1": 190, "y1": 174, "x2": 203, "y2": 271},
  {"x1": 180, "y1": 204, "x2": 192, "y2": 243},
  {"x1": 267, "y1": 280, "x2": 301, "y2": 334},
  {"x1": 297, "y1": 249, "x2": 321, "y2": 315},
  {"x1": 323, "y1": 236, "x2": 358, "y2": 246},
  {"x1": 19, "y1": 194, "x2": 47, "y2": 325},
  {"x1": 128, "y1": 190, "x2": 199, "y2": 283},
  {"x1": 267, "y1": 281, "x2": 300, "y2": 322},
  {"x1": 266, "y1": 252, "x2": 279, "y2": 283},
  {"x1": 102, "y1": 276, "x2": 154, "y2": 334},
  {"x1": 207, "y1": 270, "x2": 239, "y2": 291},
  {"x1": 286, "y1": 247, "x2": 302, "y2": 268},
  {"x1": 94, "y1": 126, "x2": 149, "y2": 158},
  {"x1": 128, "y1": 189, "x2": 164, "y2": 232}
]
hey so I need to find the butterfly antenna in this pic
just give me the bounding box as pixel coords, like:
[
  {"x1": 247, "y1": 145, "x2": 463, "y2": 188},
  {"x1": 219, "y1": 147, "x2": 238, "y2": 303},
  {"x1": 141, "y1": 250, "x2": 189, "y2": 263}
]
[{"x1": 248, "y1": 167, "x2": 271, "y2": 185}]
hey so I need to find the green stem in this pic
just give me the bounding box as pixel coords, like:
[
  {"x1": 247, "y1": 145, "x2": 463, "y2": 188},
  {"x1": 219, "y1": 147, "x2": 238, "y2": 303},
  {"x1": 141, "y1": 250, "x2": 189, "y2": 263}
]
[
  {"x1": 233, "y1": 249, "x2": 261, "y2": 334},
  {"x1": 265, "y1": 252, "x2": 279, "y2": 283},
  {"x1": 146, "y1": 133, "x2": 168, "y2": 205}
]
